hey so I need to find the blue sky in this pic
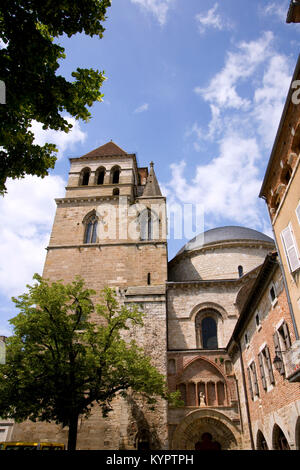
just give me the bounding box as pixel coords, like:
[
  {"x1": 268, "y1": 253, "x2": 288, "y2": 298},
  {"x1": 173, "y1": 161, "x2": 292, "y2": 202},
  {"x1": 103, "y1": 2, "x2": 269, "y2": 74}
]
[{"x1": 0, "y1": 0, "x2": 299, "y2": 335}]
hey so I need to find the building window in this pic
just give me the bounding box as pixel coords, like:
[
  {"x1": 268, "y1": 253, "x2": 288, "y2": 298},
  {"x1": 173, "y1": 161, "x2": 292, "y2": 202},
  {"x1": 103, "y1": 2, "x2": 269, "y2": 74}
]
[
  {"x1": 201, "y1": 317, "x2": 218, "y2": 349},
  {"x1": 84, "y1": 214, "x2": 98, "y2": 244},
  {"x1": 113, "y1": 188, "x2": 120, "y2": 196},
  {"x1": 140, "y1": 209, "x2": 154, "y2": 241},
  {"x1": 255, "y1": 313, "x2": 260, "y2": 327},
  {"x1": 269, "y1": 283, "x2": 277, "y2": 305},
  {"x1": 258, "y1": 345, "x2": 275, "y2": 390},
  {"x1": 278, "y1": 321, "x2": 292, "y2": 351},
  {"x1": 273, "y1": 321, "x2": 291, "y2": 377},
  {"x1": 238, "y1": 265, "x2": 243, "y2": 278},
  {"x1": 244, "y1": 333, "x2": 249, "y2": 347},
  {"x1": 248, "y1": 361, "x2": 259, "y2": 400},
  {"x1": 80, "y1": 167, "x2": 91, "y2": 186},
  {"x1": 111, "y1": 166, "x2": 120, "y2": 184},
  {"x1": 147, "y1": 273, "x2": 151, "y2": 285},
  {"x1": 95, "y1": 167, "x2": 105, "y2": 185},
  {"x1": 195, "y1": 316, "x2": 218, "y2": 349},
  {"x1": 281, "y1": 223, "x2": 300, "y2": 273}
]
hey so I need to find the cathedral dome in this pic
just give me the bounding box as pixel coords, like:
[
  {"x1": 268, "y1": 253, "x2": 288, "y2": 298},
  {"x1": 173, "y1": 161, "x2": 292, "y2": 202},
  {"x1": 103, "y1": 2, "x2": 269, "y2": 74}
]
[
  {"x1": 169, "y1": 226, "x2": 274, "y2": 282},
  {"x1": 175, "y1": 226, "x2": 273, "y2": 257}
]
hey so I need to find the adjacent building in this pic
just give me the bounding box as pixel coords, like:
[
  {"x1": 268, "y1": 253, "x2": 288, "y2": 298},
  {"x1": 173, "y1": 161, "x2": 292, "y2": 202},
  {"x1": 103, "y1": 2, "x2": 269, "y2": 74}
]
[{"x1": 259, "y1": 56, "x2": 300, "y2": 382}]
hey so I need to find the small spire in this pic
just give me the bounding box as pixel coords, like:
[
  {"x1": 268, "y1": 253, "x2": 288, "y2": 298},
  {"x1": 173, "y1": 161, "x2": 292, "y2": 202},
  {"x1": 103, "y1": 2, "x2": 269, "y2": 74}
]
[{"x1": 142, "y1": 161, "x2": 162, "y2": 197}]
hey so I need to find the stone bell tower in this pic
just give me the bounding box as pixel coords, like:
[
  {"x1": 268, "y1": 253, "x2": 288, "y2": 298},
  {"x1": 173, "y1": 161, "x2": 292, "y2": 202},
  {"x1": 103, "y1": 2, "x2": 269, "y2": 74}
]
[{"x1": 11, "y1": 141, "x2": 169, "y2": 450}]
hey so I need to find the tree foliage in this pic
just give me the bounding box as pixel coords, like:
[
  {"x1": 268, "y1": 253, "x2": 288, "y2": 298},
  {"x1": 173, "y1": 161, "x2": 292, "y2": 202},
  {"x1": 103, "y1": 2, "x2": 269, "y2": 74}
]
[
  {"x1": 0, "y1": 275, "x2": 180, "y2": 450},
  {"x1": 0, "y1": 0, "x2": 111, "y2": 193}
]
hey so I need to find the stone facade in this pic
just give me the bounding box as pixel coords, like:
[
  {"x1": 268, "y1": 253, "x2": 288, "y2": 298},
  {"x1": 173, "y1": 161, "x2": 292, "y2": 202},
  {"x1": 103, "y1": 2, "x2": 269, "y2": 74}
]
[
  {"x1": 6, "y1": 140, "x2": 300, "y2": 450},
  {"x1": 228, "y1": 255, "x2": 300, "y2": 450},
  {"x1": 259, "y1": 55, "x2": 300, "y2": 347}
]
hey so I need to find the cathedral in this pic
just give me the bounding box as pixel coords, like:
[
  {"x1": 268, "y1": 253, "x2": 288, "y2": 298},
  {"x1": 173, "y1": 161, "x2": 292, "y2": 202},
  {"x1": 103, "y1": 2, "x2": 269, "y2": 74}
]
[{"x1": 7, "y1": 139, "x2": 300, "y2": 450}]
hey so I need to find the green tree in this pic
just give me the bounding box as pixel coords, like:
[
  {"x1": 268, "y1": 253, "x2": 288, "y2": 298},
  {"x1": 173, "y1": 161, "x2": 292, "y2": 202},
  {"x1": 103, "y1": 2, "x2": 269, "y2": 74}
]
[
  {"x1": 0, "y1": 275, "x2": 179, "y2": 450},
  {"x1": 0, "y1": 0, "x2": 111, "y2": 194}
]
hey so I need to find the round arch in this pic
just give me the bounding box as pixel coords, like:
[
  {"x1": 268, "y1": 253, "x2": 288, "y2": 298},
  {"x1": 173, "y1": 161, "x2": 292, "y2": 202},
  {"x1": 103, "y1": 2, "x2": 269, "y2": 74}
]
[
  {"x1": 176, "y1": 357, "x2": 233, "y2": 406},
  {"x1": 171, "y1": 408, "x2": 241, "y2": 450},
  {"x1": 256, "y1": 429, "x2": 269, "y2": 450},
  {"x1": 272, "y1": 424, "x2": 290, "y2": 450},
  {"x1": 189, "y1": 302, "x2": 228, "y2": 322}
]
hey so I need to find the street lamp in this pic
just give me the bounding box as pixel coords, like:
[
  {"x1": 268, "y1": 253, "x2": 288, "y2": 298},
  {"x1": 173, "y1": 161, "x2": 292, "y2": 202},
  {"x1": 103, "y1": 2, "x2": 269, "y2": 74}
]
[{"x1": 273, "y1": 350, "x2": 286, "y2": 373}]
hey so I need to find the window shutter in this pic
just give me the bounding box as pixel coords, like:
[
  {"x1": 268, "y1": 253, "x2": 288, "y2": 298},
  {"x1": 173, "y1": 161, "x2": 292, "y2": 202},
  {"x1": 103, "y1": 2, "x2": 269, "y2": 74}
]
[
  {"x1": 281, "y1": 225, "x2": 300, "y2": 273},
  {"x1": 282, "y1": 321, "x2": 291, "y2": 349},
  {"x1": 251, "y1": 362, "x2": 259, "y2": 396},
  {"x1": 265, "y1": 346, "x2": 275, "y2": 385},
  {"x1": 273, "y1": 331, "x2": 285, "y2": 375},
  {"x1": 247, "y1": 367, "x2": 254, "y2": 400},
  {"x1": 258, "y1": 353, "x2": 267, "y2": 390}
]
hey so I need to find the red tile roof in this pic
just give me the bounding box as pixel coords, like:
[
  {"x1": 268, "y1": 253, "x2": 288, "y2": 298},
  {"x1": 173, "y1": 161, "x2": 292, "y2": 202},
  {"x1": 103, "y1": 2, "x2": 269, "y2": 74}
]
[{"x1": 78, "y1": 141, "x2": 128, "y2": 159}]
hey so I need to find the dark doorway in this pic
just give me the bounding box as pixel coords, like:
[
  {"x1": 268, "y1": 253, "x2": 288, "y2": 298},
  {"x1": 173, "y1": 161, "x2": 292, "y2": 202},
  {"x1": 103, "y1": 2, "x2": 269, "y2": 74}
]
[{"x1": 195, "y1": 433, "x2": 221, "y2": 450}]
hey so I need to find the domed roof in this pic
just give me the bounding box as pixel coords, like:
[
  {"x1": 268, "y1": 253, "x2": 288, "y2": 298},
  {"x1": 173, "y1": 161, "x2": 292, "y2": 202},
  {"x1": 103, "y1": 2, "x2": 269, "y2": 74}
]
[{"x1": 176, "y1": 226, "x2": 274, "y2": 256}]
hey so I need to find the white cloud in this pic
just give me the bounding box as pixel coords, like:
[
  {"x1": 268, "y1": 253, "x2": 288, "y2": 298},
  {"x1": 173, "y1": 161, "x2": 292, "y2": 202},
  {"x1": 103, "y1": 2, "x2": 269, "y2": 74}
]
[
  {"x1": 259, "y1": 2, "x2": 289, "y2": 21},
  {"x1": 253, "y1": 54, "x2": 291, "y2": 148},
  {"x1": 31, "y1": 116, "x2": 87, "y2": 159},
  {"x1": 134, "y1": 103, "x2": 149, "y2": 113},
  {"x1": 131, "y1": 0, "x2": 175, "y2": 26},
  {"x1": 195, "y1": 32, "x2": 274, "y2": 111},
  {"x1": 0, "y1": 117, "x2": 87, "y2": 299},
  {"x1": 0, "y1": 175, "x2": 66, "y2": 298},
  {"x1": 164, "y1": 33, "x2": 293, "y2": 236},
  {"x1": 166, "y1": 134, "x2": 262, "y2": 227},
  {"x1": 195, "y1": 3, "x2": 233, "y2": 34}
]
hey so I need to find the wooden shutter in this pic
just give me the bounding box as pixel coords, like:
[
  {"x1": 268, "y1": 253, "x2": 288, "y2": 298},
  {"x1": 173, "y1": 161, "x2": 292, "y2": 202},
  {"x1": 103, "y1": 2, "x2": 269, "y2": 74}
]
[
  {"x1": 281, "y1": 225, "x2": 300, "y2": 273},
  {"x1": 282, "y1": 321, "x2": 291, "y2": 349},
  {"x1": 251, "y1": 362, "x2": 259, "y2": 396},
  {"x1": 273, "y1": 331, "x2": 285, "y2": 375},
  {"x1": 247, "y1": 367, "x2": 254, "y2": 400},
  {"x1": 265, "y1": 346, "x2": 275, "y2": 385},
  {"x1": 258, "y1": 353, "x2": 267, "y2": 390}
]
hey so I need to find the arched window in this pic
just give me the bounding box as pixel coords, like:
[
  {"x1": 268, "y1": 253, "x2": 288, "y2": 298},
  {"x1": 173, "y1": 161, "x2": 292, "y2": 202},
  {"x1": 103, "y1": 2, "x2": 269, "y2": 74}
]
[
  {"x1": 84, "y1": 214, "x2": 98, "y2": 244},
  {"x1": 238, "y1": 265, "x2": 243, "y2": 278},
  {"x1": 111, "y1": 166, "x2": 120, "y2": 184},
  {"x1": 140, "y1": 209, "x2": 155, "y2": 240},
  {"x1": 95, "y1": 167, "x2": 105, "y2": 185},
  {"x1": 80, "y1": 167, "x2": 91, "y2": 186},
  {"x1": 195, "y1": 311, "x2": 218, "y2": 349}
]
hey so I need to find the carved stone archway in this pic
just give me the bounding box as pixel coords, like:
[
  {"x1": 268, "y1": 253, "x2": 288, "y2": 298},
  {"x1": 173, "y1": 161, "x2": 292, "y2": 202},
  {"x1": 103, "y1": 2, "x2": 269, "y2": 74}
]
[{"x1": 171, "y1": 409, "x2": 241, "y2": 450}]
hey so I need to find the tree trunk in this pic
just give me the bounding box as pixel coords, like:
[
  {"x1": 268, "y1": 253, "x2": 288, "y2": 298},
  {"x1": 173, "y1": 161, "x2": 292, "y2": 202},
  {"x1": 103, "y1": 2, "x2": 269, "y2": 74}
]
[{"x1": 67, "y1": 413, "x2": 79, "y2": 451}]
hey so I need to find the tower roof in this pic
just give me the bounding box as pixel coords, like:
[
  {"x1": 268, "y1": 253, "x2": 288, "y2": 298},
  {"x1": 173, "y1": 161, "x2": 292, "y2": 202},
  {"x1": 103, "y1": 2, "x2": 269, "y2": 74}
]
[
  {"x1": 142, "y1": 162, "x2": 162, "y2": 197},
  {"x1": 78, "y1": 141, "x2": 128, "y2": 159}
]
